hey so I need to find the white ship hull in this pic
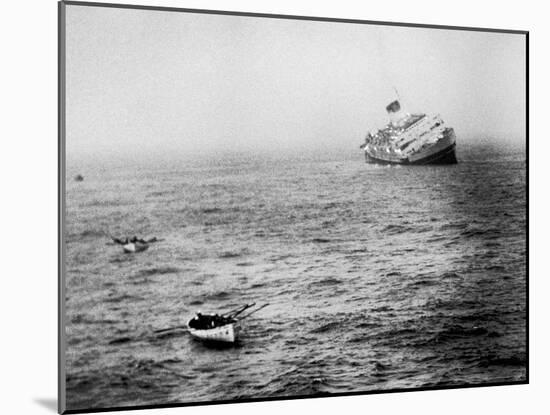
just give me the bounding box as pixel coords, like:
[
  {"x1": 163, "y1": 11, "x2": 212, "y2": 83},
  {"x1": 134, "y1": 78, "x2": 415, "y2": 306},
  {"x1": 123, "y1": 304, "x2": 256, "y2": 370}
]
[
  {"x1": 122, "y1": 242, "x2": 149, "y2": 253},
  {"x1": 364, "y1": 128, "x2": 457, "y2": 165},
  {"x1": 187, "y1": 321, "x2": 239, "y2": 343}
]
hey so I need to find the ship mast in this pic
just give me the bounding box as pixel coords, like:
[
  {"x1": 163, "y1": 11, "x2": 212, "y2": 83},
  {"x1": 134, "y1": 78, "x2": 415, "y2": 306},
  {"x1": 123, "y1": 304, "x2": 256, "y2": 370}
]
[{"x1": 393, "y1": 86, "x2": 401, "y2": 103}]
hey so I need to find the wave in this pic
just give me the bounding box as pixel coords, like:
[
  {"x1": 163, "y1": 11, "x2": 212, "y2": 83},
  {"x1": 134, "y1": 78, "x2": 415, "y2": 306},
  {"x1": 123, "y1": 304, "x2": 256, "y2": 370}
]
[
  {"x1": 104, "y1": 294, "x2": 143, "y2": 304},
  {"x1": 374, "y1": 361, "x2": 390, "y2": 372},
  {"x1": 441, "y1": 272, "x2": 461, "y2": 279},
  {"x1": 422, "y1": 325, "x2": 493, "y2": 345},
  {"x1": 77, "y1": 229, "x2": 105, "y2": 239},
  {"x1": 381, "y1": 223, "x2": 432, "y2": 235},
  {"x1": 71, "y1": 314, "x2": 118, "y2": 325},
  {"x1": 249, "y1": 282, "x2": 267, "y2": 289},
  {"x1": 381, "y1": 327, "x2": 419, "y2": 339},
  {"x1": 219, "y1": 249, "x2": 249, "y2": 258},
  {"x1": 83, "y1": 199, "x2": 124, "y2": 207},
  {"x1": 355, "y1": 322, "x2": 381, "y2": 329},
  {"x1": 309, "y1": 321, "x2": 341, "y2": 334},
  {"x1": 426, "y1": 234, "x2": 446, "y2": 242},
  {"x1": 485, "y1": 264, "x2": 506, "y2": 271},
  {"x1": 236, "y1": 262, "x2": 254, "y2": 267},
  {"x1": 347, "y1": 334, "x2": 371, "y2": 343},
  {"x1": 147, "y1": 190, "x2": 173, "y2": 197},
  {"x1": 382, "y1": 224, "x2": 412, "y2": 234},
  {"x1": 188, "y1": 299, "x2": 203, "y2": 306},
  {"x1": 108, "y1": 336, "x2": 133, "y2": 345},
  {"x1": 268, "y1": 254, "x2": 294, "y2": 262},
  {"x1": 109, "y1": 256, "x2": 135, "y2": 264},
  {"x1": 204, "y1": 290, "x2": 232, "y2": 301},
  {"x1": 322, "y1": 202, "x2": 340, "y2": 210},
  {"x1": 407, "y1": 279, "x2": 437, "y2": 288},
  {"x1": 348, "y1": 247, "x2": 368, "y2": 254},
  {"x1": 371, "y1": 306, "x2": 393, "y2": 312},
  {"x1": 455, "y1": 310, "x2": 499, "y2": 323},
  {"x1": 201, "y1": 207, "x2": 223, "y2": 214},
  {"x1": 479, "y1": 353, "x2": 526, "y2": 367},
  {"x1": 460, "y1": 227, "x2": 502, "y2": 239},
  {"x1": 153, "y1": 330, "x2": 188, "y2": 341},
  {"x1": 135, "y1": 266, "x2": 180, "y2": 278},
  {"x1": 440, "y1": 222, "x2": 468, "y2": 231},
  {"x1": 309, "y1": 277, "x2": 342, "y2": 287},
  {"x1": 129, "y1": 277, "x2": 153, "y2": 286}
]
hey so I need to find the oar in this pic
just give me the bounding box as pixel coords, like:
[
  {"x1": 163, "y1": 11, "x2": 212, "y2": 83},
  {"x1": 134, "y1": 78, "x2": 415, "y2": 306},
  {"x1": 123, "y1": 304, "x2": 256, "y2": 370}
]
[
  {"x1": 231, "y1": 303, "x2": 256, "y2": 318},
  {"x1": 238, "y1": 303, "x2": 269, "y2": 320},
  {"x1": 153, "y1": 325, "x2": 188, "y2": 334},
  {"x1": 146, "y1": 237, "x2": 165, "y2": 243},
  {"x1": 223, "y1": 304, "x2": 248, "y2": 316},
  {"x1": 107, "y1": 233, "x2": 127, "y2": 245},
  {"x1": 223, "y1": 303, "x2": 255, "y2": 319}
]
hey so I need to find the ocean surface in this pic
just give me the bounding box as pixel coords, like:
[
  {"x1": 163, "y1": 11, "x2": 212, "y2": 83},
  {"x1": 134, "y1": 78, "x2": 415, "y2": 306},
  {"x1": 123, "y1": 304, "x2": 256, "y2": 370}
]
[{"x1": 64, "y1": 141, "x2": 526, "y2": 411}]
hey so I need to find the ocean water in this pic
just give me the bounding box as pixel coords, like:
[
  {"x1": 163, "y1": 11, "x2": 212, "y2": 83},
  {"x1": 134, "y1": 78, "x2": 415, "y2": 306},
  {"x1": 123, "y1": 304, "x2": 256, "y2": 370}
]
[{"x1": 64, "y1": 141, "x2": 526, "y2": 411}]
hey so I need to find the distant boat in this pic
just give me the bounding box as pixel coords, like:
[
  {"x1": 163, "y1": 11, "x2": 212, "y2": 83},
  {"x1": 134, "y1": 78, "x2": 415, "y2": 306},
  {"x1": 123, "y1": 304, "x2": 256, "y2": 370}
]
[
  {"x1": 360, "y1": 99, "x2": 457, "y2": 165},
  {"x1": 110, "y1": 236, "x2": 161, "y2": 253},
  {"x1": 122, "y1": 241, "x2": 149, "y2": 253}
]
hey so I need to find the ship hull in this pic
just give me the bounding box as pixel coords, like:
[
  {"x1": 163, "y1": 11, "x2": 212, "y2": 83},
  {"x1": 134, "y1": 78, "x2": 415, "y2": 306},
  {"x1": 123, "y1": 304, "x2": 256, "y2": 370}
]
[
  {"x1": 365, "y1": 142, "x2": 457, "y2": 165},
  {"x1": 364, "y1": 128, "x2": 457, "y2": 165}
]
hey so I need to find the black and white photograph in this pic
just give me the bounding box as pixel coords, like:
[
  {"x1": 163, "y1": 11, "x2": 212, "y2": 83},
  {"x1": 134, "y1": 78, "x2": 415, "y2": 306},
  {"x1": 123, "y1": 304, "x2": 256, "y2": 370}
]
[{"x1": 59, "y1": 1, "x2": 527, "y2": 413}]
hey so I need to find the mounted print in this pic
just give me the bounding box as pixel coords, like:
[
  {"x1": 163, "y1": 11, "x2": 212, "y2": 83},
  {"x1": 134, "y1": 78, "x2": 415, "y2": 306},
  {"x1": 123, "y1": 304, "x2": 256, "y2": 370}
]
[{"x1": 58, "y1": 1, "x2": 528, "y2": 413}]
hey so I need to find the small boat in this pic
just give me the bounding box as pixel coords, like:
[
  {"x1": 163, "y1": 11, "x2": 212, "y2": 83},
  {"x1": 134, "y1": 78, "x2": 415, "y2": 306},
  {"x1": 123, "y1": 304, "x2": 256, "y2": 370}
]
[
  {"x1": 186, "y1": 303, "x2": 269, "y2": 344},
  {"x1": 122, "y1": 242, "x2": 149, "y2": 253},
  {"x1": 187, "y1": 316, "x2": 239, "y2": 343},
  {"x1": 110, "y1": 236, "x2": 161, "y2": 253}
]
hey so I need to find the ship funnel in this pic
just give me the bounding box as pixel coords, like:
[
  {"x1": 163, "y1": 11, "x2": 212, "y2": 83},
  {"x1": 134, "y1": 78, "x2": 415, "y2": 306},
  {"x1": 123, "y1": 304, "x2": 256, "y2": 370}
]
[{"x1": 386, "y1": 100, "x2": 406, "y2": 126}]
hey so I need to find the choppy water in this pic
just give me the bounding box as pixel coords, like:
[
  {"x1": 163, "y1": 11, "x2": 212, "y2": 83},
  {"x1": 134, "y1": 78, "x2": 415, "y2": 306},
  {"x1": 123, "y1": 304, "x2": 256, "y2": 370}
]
[{"x1": 64, "y1": 141, "x2": 526, "y2": 411}]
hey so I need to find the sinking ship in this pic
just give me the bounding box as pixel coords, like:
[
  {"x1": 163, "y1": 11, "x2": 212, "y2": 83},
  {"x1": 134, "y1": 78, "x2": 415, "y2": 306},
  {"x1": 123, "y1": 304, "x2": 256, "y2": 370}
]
[{"x1": 360, "y1": 100, "x2": 457, "y2": 165}]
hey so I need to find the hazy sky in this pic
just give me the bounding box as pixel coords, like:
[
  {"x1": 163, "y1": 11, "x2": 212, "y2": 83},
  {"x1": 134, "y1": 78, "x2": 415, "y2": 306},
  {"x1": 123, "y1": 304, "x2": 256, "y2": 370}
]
[{"x1": 65, "y1": 5, "x2": 526, "y2": 160}]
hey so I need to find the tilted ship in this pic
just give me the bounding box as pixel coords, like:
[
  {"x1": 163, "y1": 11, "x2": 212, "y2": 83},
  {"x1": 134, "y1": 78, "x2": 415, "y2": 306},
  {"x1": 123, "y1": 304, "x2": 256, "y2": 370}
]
[{"x1": 360, "y1": 100, "x2": 457, "y2": 165}]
